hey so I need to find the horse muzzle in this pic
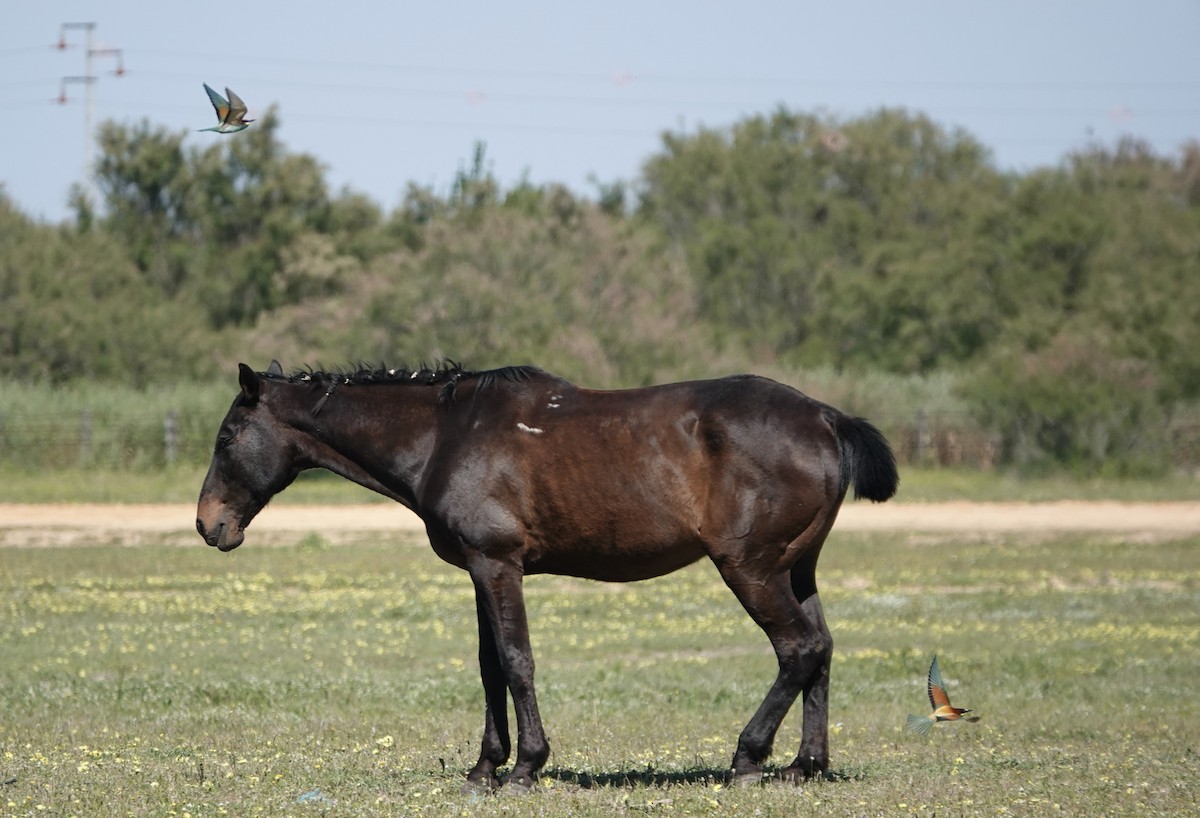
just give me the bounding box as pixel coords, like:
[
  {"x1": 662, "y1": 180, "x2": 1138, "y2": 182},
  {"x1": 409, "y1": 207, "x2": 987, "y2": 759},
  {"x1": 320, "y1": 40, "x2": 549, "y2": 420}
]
[{"x1": 196, "y1": 517, "x2": 244, "y2": 551}]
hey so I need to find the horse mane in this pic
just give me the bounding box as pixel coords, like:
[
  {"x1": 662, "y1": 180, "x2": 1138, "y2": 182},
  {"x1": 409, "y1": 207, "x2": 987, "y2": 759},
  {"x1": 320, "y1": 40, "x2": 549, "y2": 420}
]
[
  {"x1": 287, "y1": 361, "x2": 465, "y2": 387},
  {"x1": 280, "y1": 362, "x2": 549, "y2": 405}
]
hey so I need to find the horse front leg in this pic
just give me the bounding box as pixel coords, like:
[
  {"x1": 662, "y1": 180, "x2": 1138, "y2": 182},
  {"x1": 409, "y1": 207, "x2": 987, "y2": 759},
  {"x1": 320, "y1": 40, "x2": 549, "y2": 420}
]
[
  {"x1": 463, "y1": 594, "x2": 511, "y2": 794},
  {"x1": 467, "y1": 558, "x2": 549, "y2": 791}
]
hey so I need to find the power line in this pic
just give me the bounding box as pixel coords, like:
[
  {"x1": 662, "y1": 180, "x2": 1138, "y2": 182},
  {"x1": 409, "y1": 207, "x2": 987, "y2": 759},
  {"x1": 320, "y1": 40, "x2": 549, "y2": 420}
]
[
  {"x1": 32, "y1": 63, "x2": 1200, "y2": 121},
  {"x1": 0, "y1": 45, "x2": 50, "y2": 59},
  {"x1": 117, "y1": 46, "x2": 1200, "y2": 91}
]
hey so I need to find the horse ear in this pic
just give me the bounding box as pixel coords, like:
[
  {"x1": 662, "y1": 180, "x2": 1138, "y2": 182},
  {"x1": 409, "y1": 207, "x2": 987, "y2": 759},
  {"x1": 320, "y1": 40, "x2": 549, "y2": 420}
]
[
  {"x1": 267, "y1": 359, "x2": 284, "y2": 376},
  {"x1": 238, "y1": 363, "x2": 262, "y2": 402}
]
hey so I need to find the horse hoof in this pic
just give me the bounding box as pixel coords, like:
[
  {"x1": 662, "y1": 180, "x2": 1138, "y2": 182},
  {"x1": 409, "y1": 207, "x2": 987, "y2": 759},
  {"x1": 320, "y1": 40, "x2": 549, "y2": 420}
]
[
  {"x1": 776, "y1": 767, "x2": 806, "y2": 786},
  {"x1": 460, "y1": 776, "x2": 498, "y2": 796},
  {"x1": 779, "y1": 764, "x2": 837, "y2": 783},
  {"x1": 731, "y1": 771, "x2": 764, "y2": 788},
  {"x1": 500, "y1": 774, "x2": 537, "y2": 795}
]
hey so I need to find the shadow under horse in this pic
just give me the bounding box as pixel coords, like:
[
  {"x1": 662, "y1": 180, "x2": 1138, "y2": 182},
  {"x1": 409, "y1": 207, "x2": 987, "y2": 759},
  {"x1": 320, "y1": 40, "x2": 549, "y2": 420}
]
[{"x1": 196, "y1": 361, "x2": 898, "y2": 792}]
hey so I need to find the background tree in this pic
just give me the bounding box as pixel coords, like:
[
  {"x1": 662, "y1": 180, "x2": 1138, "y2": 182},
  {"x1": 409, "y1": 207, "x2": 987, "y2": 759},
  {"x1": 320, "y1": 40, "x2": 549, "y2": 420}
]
[
  {"x1": 957, "y1": 138, "x2": 1200, "y2": 474},
  {"x1": 244, "y1": 177, "x2": 718, "y2": 388},
  {"x1": 4, "y1": 106, "x2": 1198, "y2": 473},
  {"x1": 183, "y1": 107, "x2": 340, "y2": 326},
  {"x1": 639, "y1": 108, "x2": 1004, "y2": 371},
  {"x1": 91, "y1": 120, "x2": 191, "y2": 296},
  {"x1": 0, "y1": 190, "x2": 208, "y2": 384}
]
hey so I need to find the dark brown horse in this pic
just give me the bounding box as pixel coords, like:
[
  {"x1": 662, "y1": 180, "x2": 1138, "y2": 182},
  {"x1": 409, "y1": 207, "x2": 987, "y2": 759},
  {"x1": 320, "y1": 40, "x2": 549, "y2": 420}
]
[{"x1": 196, "y1": 361, "x2": 898, "y2": 792}]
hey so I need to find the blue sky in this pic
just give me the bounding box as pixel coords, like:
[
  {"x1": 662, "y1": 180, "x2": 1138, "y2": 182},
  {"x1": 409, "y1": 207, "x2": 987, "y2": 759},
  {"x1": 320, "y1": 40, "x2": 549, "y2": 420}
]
[{"x1": 4, "y1": 1, "x2": 1198, "y2": 222}]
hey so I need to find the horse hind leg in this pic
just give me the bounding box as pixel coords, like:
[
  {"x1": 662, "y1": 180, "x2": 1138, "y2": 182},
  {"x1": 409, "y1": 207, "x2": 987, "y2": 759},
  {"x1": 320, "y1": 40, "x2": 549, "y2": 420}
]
[
  {"x1": 719, "y1": 567, "x2": 832, "y2": 786},
  {"x1": 778, "y1": 558, "x2": 834, "y2": 783}
]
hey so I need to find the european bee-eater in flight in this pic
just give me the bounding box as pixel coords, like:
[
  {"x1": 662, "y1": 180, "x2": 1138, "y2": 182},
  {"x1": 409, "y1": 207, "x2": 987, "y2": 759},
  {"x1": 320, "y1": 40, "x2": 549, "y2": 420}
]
[
  {"x1": 906, "y1": 655, "x2": 978, "y2": 736},
  {"x1": 199, "y1": 83, "x2": 253, "y2": 133}
]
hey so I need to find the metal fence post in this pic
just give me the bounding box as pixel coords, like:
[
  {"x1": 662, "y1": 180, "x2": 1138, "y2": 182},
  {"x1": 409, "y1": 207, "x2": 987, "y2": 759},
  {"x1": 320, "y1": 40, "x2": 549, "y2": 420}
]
[{"x1": 164, "y1": 409, "x2": 179, "y2": 465}]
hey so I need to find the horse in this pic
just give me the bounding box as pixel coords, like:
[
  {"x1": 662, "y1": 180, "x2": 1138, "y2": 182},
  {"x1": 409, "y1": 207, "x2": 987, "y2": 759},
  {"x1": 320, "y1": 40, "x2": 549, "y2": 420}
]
[{"x1": 196, "y1": 360, "x2": 898, "y2": 792}]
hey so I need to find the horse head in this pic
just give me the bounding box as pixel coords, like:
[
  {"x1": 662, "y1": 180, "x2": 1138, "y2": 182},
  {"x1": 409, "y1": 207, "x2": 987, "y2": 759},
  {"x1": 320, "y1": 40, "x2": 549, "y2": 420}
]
[{"x1": 196, "y1": 361, "x2": 300, "y2": 551}]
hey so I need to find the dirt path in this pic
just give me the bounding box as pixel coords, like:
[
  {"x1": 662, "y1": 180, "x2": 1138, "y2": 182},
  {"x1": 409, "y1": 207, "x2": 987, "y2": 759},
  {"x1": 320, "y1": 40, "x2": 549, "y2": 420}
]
[{"x1": 2, "y1": 501, "x2": 1199, "y2": 547}]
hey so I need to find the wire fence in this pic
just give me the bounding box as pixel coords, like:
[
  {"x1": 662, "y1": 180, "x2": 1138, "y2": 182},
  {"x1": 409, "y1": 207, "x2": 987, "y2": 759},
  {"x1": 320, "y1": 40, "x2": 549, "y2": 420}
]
[
  {"x1": 0, "y1": 407, "x2": 218, "y2": 471},
  {"x1": 1, "y1": 407, "x2": 1198, "y2": 473}
]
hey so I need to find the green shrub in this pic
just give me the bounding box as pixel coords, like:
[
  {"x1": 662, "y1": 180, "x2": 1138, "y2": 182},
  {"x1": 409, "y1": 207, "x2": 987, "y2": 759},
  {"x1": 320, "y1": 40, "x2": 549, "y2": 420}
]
[{"x1": 961, "y1": 333, "x2": 1171, "y2": 476}]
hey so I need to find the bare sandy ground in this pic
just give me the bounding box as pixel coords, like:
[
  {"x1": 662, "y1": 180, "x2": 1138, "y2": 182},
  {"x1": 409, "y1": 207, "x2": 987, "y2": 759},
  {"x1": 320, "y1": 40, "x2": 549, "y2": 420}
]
[{"x1": 2, "y1": 500, "x2": 1199, "y2": 547}]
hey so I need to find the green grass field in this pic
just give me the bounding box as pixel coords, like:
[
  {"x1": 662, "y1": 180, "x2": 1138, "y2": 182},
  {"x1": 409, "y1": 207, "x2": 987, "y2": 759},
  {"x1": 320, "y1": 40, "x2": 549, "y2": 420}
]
[{"x1": 1, "y1": 527, "x2": 1197, "y2": 817}]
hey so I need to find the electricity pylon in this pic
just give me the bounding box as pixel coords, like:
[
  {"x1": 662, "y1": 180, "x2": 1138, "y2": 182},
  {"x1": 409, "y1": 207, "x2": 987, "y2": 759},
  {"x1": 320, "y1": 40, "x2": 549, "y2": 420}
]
[{"x1": 56, "y1": 22, "x2": 125, "y2": 203}]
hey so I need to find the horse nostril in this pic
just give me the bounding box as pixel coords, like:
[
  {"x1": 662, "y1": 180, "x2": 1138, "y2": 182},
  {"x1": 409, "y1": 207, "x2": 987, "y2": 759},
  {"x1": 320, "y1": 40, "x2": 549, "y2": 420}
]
[{"x1": 196, "y1": 518, "x2": 206, "y2": 538}]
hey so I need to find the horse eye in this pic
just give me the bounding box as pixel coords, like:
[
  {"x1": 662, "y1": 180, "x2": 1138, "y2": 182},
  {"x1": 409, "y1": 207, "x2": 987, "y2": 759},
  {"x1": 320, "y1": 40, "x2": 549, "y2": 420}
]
[{"x1": 215, "y1": 434, "x2": 235, "y2": 453}]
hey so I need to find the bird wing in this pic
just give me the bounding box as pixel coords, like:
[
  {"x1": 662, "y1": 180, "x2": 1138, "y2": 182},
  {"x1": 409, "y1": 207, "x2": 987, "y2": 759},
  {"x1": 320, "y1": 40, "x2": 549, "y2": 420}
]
[
  {"x1": 204, "y1": 83, "x2": 231, "y2": 123},
  {"x1": 224, "y1": 87, "x2": 249, "y2": 121},
  {"x1": 927, "y1": 655, "x2": 954, "y2": 710},
  {"x1": 905, "y1": 714, "x2": 933, "y2": 736}
]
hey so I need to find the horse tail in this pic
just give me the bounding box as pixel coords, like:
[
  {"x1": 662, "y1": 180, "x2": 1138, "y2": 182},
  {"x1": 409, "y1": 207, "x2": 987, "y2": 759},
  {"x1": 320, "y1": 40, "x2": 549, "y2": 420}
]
[{"x1": 834, "y1": 414, "x2": 899, "y2": 502}]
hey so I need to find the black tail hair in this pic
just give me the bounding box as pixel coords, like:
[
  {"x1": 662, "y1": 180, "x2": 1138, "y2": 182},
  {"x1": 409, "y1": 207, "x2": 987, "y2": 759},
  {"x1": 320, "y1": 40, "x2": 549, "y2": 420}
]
[{"x1": 836, "y1": 415, "x2": 899, "y2": 502}]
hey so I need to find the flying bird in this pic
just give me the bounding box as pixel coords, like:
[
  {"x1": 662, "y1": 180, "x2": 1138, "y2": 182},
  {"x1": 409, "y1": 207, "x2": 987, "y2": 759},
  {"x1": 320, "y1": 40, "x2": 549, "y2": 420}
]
[
  {"x1": 906, "y1": 655, "x2": 977, "y2": 736},
  {"x1": 199, "y1": 83, "x2": 253, "y2": 133}
]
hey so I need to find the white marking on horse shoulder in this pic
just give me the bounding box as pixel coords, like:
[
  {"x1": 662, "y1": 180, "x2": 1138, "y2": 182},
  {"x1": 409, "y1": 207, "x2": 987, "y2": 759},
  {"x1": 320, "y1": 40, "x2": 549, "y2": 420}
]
[
  {"x1": 517, "y1": 422, "x2": 544, "y2": 435},
  {"x1": 547, "y1": 394, "x2": 563, "y2": 409}
]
